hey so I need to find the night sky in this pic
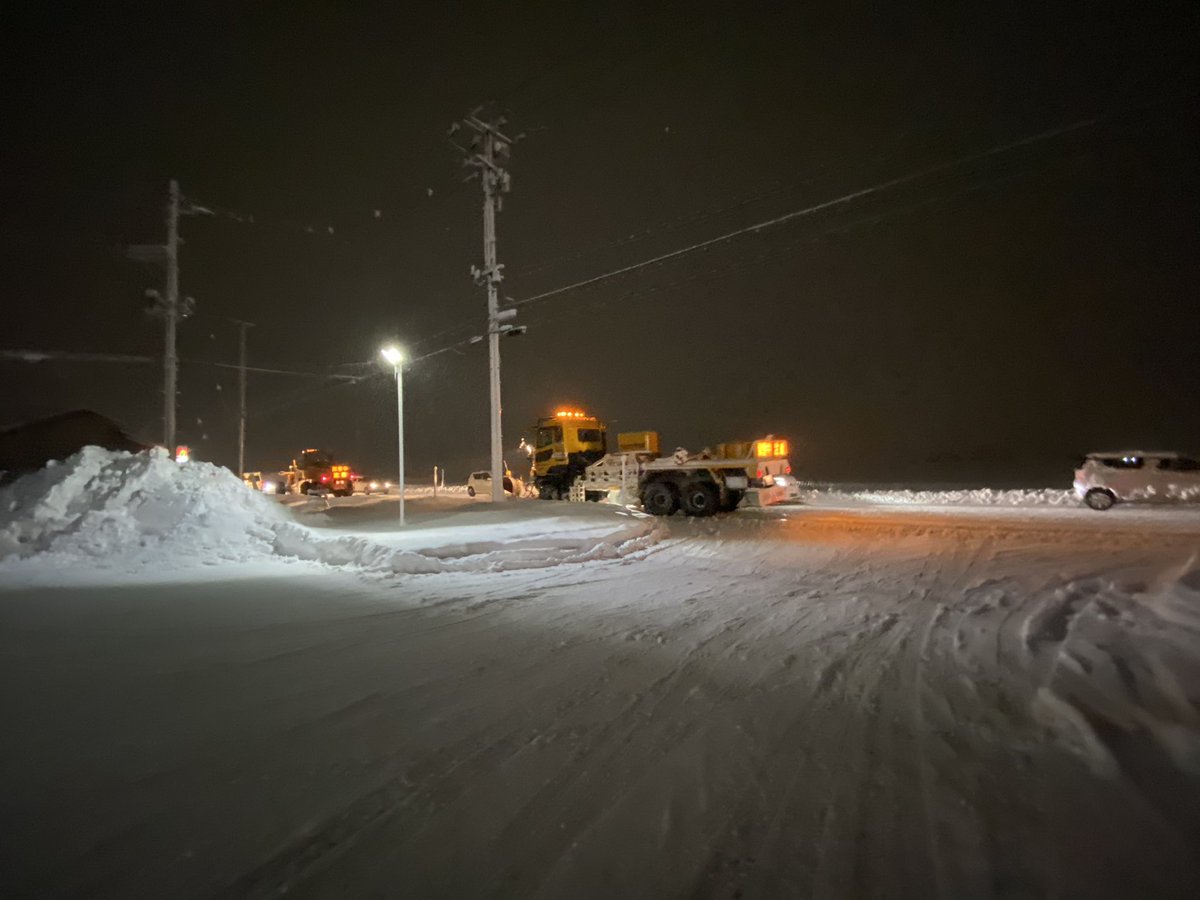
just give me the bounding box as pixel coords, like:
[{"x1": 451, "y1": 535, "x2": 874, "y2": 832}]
[{"x1": 3, "y1": 2, "x2": 1197, "y2": 485}]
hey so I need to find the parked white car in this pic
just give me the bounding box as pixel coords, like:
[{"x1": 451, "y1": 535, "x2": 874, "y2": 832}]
[
  {"x1": 466, "y1": 471, "x2": 517, "y2": 497},
  {"x1": 1074, "y1": 451, "x2": 1200, "y2": 510}
]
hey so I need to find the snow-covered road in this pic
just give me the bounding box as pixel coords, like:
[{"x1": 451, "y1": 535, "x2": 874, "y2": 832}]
[{"x1": 2, "y1": 496, "x2": 1199, "y2": 898}]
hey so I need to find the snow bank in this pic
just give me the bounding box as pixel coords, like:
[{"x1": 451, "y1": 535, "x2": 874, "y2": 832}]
[
  {"x1": 271, "y1": 516, "x2": 662, "y2": 575},
  {"x1": 799, "y1": 485, "x2": 1077, "y2": 507},
  {"x1": 0, "y1": 446, "x2": 287, "y2": 564},
  {"x1": 0, "y1": 447, "x2": 662, "y2": 580}
]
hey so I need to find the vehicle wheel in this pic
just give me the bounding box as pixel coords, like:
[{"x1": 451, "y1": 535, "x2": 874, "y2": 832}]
[
  {"x1": 642, "y1": 481, "x2": 679, "y2": 516},
  {"x1": 719, "y1": 489, "x2": 744, "y2": 512},
  {"x1": 467, "y1": 486, "x2": 476, "y2": 497},
  {"x1": 299, "y1": 481, "x2": 312, "y2": 495},
  {"x1": 681, "y1": 481, "x2": 719, "y2": 517},
  {"x1": 585, "y1": 490, "x2": 605, "y2": 502},
  {"x1": 1084, "y1": 488, "x2": 1116, "y2": 511}
]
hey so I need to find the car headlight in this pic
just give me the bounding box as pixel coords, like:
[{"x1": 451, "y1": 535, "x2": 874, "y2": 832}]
[{"x1": 261, "y1": 482, "x2": 275, "y2": 493}]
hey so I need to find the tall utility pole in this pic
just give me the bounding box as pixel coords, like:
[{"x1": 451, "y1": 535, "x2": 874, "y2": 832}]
[
  {"x1": 128, "y1": 178, "x2": 199, "y2": 452},
  {"x1": 451, "y1": 109, "x2": 521, "y2": 504},
  {"x1": 164, "y1": 178, "x2": 181, "y2": 450},
  {"x1": 235, "y1": 320, "x2": 253, "y2": 476}
]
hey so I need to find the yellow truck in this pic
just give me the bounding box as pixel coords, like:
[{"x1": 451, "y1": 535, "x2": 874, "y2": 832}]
[
  {"x1": 530, "y1": 410, "x2": 609, "y2": 500},
  {"x1": 530, "y1": 408, "x2": 793, "y2": 516}
]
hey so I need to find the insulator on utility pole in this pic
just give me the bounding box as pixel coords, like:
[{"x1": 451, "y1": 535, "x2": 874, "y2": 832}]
[{"x1": 451, "y1": 107, "x2": 523, "y2": 503}]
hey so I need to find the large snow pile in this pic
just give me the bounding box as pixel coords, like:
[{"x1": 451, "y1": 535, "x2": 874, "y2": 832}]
[
  {"x1": 800, "y1": 485, "x2": 1078, "y2": 507},
  {"x1": 0, "y1": 447, "x2": 662, "y2": 578},
  {"x1": 0, "y1": 446, "x2": 288, "y2": 565}
]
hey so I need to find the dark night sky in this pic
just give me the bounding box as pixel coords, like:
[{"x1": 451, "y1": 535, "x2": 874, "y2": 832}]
[{"x1": 2, "y1": 1, "x2": 1197, "y2": 485}]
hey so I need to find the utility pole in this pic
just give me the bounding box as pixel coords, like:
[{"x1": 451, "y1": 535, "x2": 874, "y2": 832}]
[
  {"x1": 164, "y1": 178, "x2": 181, "y2": 450},
  {"x1": 235, "y1": 320, "x2": 253, "y2": 476},
  {"x1": 451, "y1": 109, "x2": 522, "y2": 503},
  {"x1": 128, "y1": 179, "x2": 200, "y2": 453}
]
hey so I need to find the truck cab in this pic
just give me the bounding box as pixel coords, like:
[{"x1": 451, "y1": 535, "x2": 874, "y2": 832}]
[{"x1": 532, "y1": 410, "x2": 608, "y2": 499}]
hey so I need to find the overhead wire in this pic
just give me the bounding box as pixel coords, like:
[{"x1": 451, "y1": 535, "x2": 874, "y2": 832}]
[
  {"x1": 507, "y1": 116, "x2": 1101, "y2": 311},
  {"x1": 403, "y1": 113, "x2": 1108, "y2": 355}
]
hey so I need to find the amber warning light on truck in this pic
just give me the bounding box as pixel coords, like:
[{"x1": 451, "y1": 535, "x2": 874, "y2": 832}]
[{"x1": 756, "y1": 439, "x2": 788, "y2": 458}]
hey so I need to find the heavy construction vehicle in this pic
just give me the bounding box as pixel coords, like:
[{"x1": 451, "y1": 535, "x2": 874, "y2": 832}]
[
  {"x1": 276, "y1": 448, "x2": 355, "y2": 497},
  {"x1": 530, "y1": 409, "x2": 793, "y2": 516},
  {"x1": 531, "y1": 410, "x2": 609, "y2": 500}
]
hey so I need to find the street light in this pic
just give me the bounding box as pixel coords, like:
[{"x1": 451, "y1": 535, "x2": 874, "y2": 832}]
[{"x1": 380, "y1": 344, "x2": 405, "y2": 526}]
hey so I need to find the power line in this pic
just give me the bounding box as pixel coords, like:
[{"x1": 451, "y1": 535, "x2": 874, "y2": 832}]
[
  {"x1": 0, "y1": 349, "x2": 154, "y2": 366},
  {"x1": 509, "y1": 116, "x2": 1101, "y2": 311},
  {"x1": 0, "y1": 348, "x2": 359, "y2": 381}
]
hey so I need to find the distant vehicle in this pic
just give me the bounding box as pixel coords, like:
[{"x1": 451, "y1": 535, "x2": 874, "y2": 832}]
[
  {"x1": 467, "y1": 471, "x2": 515, "y2": 497},
  {"x1": 272, "y1": 448, "x2": 356, "y2": 497},
  {"x1": 1074, "y1": 451, "x2": 1200, "y2": 510},
  {"x1": 352, "y1": 475, "x2": 391, "y2": 495}
]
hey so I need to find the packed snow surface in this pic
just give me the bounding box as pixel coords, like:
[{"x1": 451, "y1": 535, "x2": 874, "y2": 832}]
[{"x1": 2, "y1": 451, "x2": 1200, "y2": 897}]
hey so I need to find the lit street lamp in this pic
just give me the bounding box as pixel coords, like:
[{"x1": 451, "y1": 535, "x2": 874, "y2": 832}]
[{"x1": 380, "y1": 344, "x2": 405, "y2": 525}]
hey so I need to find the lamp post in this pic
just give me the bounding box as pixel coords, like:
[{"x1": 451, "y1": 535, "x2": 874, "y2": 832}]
[{"x1": 380, "y1": 345, "x2": 405, "y2": 526}]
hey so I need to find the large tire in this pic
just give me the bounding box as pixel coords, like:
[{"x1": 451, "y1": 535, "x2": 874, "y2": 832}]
[
  {"x1": 681, "y1": 481, "x2": 719, "y2": 517},
  {"x1": 642, "y1": 481, "x2": 678, "y2": 516},
  {"x1": 299, "y1": 481, "x2": 312, "y2": 495},
  {"x1": 719, "y1": 489, "x2": 744, "y2": 512},
  {"x1": 467, "y1": 486, "x2": 476, "y2": 497},
  {"x1": 1084, "y1": 488, "x2": 1116, "y2": 511}
]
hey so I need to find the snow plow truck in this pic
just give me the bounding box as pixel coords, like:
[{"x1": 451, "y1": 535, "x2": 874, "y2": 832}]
[
  {"x1": 273, "y1": 448, "x2": 355, "y2": 496},
  {"x1": 530, "y1": 409, "x2": 794, "y2": 516}
]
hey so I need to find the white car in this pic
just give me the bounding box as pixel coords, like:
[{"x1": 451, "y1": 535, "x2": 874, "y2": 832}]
[
  {"x1": 466, "y1": 471, "x2": 517, "y2": 497},
  {"x1": 1074, "y1": 451, "x2": 1200, "y2": 510},
  {"x1": 352, "y1": 475, "x2": 391, "y2": 495}
]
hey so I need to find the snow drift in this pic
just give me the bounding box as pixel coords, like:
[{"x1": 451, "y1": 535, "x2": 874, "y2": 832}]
[
  {"x1": 799, "y1": 485, "x2": 1078, "y2": 506},
  {"x1": 0, "y1": 447, "x2": 663, "y2": 578}
]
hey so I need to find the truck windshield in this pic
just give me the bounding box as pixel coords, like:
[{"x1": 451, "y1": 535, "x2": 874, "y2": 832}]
[{"x1": 536, "y1": 427, "x2": 562, "y2": 448}]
